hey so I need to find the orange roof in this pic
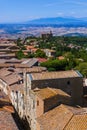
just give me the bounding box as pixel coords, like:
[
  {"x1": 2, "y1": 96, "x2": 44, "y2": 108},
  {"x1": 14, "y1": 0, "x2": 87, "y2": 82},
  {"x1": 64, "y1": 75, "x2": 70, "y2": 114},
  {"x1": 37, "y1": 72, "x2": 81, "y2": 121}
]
[
  {"x1": 26, "y1": 45, "x2": 34, "y2": 50},
  {"x1": 31, "y1": 48, "x2": 38, "y2": 52},
  {"x1": 65, "y1": 114, "x2": 87, "y2": 130},
  {"x1": 37, "y1": 104, "x2": 87, "y2": 130},
  {"x1": 58, "y1": 56, "x2": 65, "y2": 60},
  {"x1": 38, "y1": 58, "x2": 47, "y2": 63},
  {"x1": 37, "y1": 104, "x2": 73, "y2": 130},
  {"x1": 34, "y1": 88, "x2": 70, "y2": 100},
  {"x1": 24, "y1": 52, "x2": 28, "y2": 56}
]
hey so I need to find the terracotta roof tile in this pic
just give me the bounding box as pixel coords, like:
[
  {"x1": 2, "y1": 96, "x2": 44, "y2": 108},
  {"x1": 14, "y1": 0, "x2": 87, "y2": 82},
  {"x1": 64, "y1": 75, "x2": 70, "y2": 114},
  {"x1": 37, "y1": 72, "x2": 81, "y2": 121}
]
[
  {"x1": 65, "y1": 114, "x2": 87, "y2": 130},
  {"x1": 31, "y1": 70, "x2": 82, "y2": 80},
  {"x1": 0, "y1": 68, "x2": 12, "y2": 77},
  {"x1": 34, "y1": 88, "x2": 70, "y2": 100},
  {"x1": 37, "y1": 104, "x2": 73, "y2": 130},
  {"x1": 10, "y1": 83, "x2": 24, "y2": 93},
  {"x1": 0, "y1": 110, "x2": 19, "y2": 130},
  {"x1": 37, "y1": 104, "x2": 87, "y2": 130},
  {"x1": 3, "y1": 73, "x2": 22, "y2": 86},
  {"x1": 24, "y1": 66, "x2": 47, "y2": 73}
]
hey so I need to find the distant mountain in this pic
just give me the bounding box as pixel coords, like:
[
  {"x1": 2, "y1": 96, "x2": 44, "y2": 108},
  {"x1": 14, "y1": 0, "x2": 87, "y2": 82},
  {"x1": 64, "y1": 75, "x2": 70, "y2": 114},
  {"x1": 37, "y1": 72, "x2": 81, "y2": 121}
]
[
  {"x1": 63, "y1": 33, "x2": 87, "y2": 37},
  {"x1": 78, "y1": 17, "x2": 87, "y2": 22},
  {"x1": 25, "y1": 17, "x2": 87, "y2": 25}
]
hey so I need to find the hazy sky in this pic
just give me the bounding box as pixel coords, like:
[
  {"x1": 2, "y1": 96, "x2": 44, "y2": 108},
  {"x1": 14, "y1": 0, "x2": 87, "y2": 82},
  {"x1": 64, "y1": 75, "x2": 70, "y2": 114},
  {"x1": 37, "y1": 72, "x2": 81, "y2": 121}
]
[{"x1": 0, "y1": 0, "x2": 87, "y2": 23}]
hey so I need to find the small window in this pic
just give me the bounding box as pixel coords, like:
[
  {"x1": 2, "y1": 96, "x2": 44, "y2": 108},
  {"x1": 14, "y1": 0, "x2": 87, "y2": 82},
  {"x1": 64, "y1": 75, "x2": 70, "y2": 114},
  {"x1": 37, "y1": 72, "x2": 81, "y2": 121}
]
[
  {"x1": 67, "y1": 81, "x2": 70, "y2": 85},
  {"x1": 37, "y1": 100, "x2": 39, "y2": 106}
]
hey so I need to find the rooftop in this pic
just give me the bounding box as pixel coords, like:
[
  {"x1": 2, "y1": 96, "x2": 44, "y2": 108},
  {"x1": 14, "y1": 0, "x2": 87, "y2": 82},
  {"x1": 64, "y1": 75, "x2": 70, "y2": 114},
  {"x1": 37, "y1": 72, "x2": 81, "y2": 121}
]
[
  {"x1": 2, "y1": 72, "x2": 22, "y2": 86},
  {"x1": 21, "y1": 58, "x2": 38, "y2": 67},
  {"x1": 0, "y1": 91, "x2": 21, "y2": 130},
  {"x1": 65, "y1": 114, "x2": 87, "y2": 130},
  {"x1": 0, "y1": 68, "x2": 13, "y2": 77},
  {"x1": 0, "y1": 110, "x2": 19, "y2": 130},
  {"x1": 34, "y1": 88, "x2": 70, "y2": 100},
  {"x1": 10, "y1": 83, "x2": 24, "y2": 94},
  {"x1": 30, "y1": 70, "x2": 82, "y2": 80},
  {"x1": 0, "y1": 63, "x2": 30, "y2": 68},
  {"x1": 37, "y1": 104, "x2": 73, "y2": 130},
  {"x1": 37, "y1": 104, "x2": 87, "y2": 130},
  {"x1": 0, "y1": 90, "x2": 14, "y2": 112},
  {"x1": 24, "y1": 66, "x2": 47, "y2": 73},
  {"x1": 0, "y1": 53, "x2": 15, "y2": 57}
]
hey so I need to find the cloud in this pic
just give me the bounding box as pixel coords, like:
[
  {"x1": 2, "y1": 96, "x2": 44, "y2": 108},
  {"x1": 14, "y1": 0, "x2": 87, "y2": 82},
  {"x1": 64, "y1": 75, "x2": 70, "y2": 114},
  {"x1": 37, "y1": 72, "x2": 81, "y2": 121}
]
[
  {"x1": 64, "y1": 0, "x2": 87, "y2": 6},
  {"x1": 28, "y1": 16, "x2": 40, "y2": 20},
  {"x1": 57, "y1": 12, "x2": 64, "y2": 16},
  {"x1": 44, "y1": 2, "x2": 59, "y2": 7},
  {"x1": 56, "y1": 10, "x2": 79, "y2": 18},
  {"x1": 45, "y1": 0, "x2": 87, "y2": 7}
]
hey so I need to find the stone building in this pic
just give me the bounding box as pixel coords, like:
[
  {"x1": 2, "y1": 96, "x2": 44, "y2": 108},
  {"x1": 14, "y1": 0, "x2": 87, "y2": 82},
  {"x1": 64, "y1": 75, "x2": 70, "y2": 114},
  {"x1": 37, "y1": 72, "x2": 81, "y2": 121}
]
[
  {"x1": 43, "y1": 49, "x2": 56, "y2": 58},
  {"x1": 10, "y1": 83, "x2": 24, "y2": 118},
  {"x1": 0, "y1": 90, "x2": 20, "y2": 130},
  {"x1": 25, "y1": 70, "x2": 83, "y2": 106},
  {"x1": 0, "y1": 67, "x2": 24, "y2": 119},
  {"x1": 26, "y1": 87, "x2": 71, "y2": 130},
  {"x1": 41, "y1": 31, "x2": 53, "y2": 40},
  {"x1": 0, "y1": 67, "x2": 47, "y2": 120},
  {"x1": 0, "y1": 66, "x2": 84, "y2": 130}
]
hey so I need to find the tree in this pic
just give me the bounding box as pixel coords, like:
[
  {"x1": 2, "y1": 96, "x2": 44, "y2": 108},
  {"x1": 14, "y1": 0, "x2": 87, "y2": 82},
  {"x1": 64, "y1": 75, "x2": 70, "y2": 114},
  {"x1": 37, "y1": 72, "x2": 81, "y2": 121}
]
[
  {"x1": 27, "y1": 52, "x2": 34, "y2": 58},
  {"x1": 41, "y1": 59, "x2": 68, "y2": 71},
  {"x1": 16, "y1": 50, "x2": 25, "y2": 59},
  {"x1": 16, "y1": 38, "x2": 22, "y2": 47},
  {"x1": 76, "y1": 62, "x2": 87, "y2": 77},
  {"x1": 16, "y1": 38, "x2": 26, "y2": 50},
  {"x1": 35, "y1": 49, "x2": 46, "y2": 58}
]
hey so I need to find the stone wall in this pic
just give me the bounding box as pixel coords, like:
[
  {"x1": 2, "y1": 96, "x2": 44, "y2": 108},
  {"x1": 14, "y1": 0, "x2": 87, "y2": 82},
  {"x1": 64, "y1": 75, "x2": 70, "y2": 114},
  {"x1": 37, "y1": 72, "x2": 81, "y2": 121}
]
[{"x1": 30, "y1": 77, "x2": 83, "y2": 106}]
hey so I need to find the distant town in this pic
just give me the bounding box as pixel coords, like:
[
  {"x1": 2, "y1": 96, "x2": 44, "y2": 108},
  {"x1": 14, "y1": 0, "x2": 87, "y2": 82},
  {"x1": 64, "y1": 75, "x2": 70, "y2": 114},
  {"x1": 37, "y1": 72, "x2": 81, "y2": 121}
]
[
  {"x1": 1, "y1": 23, "x2": 87, "y2": 39},
  {"x1": 1, "y1": 30, "x2": 87, "y2": 130}
]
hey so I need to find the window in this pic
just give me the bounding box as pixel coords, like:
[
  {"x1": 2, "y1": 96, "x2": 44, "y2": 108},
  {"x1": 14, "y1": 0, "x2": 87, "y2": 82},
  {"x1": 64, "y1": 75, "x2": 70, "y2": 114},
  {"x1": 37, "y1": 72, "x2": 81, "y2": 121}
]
[
  {"x1": 67, "y1": 81, "x2": 70, "y2": 85},
  {"x1": 37, "y1": 100, "x2": 39, "y2": 106}
]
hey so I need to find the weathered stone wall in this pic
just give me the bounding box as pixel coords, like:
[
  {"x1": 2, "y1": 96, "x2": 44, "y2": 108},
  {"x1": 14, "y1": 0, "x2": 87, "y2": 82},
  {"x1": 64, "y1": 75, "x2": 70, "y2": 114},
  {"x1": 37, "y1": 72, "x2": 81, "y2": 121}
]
[
  {"x1": 44, "y1": 95, "x2": 71, "y2": 112},
  {"x1": 31, "y1": 77, "x2": 83, "y2": 106},
  {"x1": 36, "y1": 96, "x2": 44, "y2": 117}
]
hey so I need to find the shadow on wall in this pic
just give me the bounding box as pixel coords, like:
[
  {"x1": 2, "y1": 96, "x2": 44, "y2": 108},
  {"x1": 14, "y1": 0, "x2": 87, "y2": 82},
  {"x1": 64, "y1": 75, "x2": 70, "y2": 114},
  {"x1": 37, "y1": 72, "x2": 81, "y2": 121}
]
[{"x1": 12, "y1": 112, "x2": 31, "y2": 130}]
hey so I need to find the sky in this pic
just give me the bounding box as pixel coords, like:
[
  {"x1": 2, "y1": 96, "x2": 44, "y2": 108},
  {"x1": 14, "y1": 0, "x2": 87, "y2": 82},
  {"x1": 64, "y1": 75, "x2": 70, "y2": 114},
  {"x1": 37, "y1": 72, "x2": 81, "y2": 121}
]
[{"x1": 0, "y1": 0, "x2": 87, "y2": 23}]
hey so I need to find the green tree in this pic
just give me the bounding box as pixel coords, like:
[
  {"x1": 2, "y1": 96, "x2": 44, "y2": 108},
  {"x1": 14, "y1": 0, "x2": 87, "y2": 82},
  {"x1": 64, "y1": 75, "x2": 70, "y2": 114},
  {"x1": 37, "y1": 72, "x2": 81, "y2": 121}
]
[
  {"x1": 76, "y1": 62, "x2": 87, "y2": 77},
  {"x1": 16, "y1": 50, "x2": 25, "y2": 59},
  {"x1": 27, "y1": 52, "x2": 34, "y2": 58},
  {"x1": 35, "y1": 49, "x2": 46, "y2": 58},
  {"x1": 41, "y1": 59, "x2": 68, "y2": 71}
]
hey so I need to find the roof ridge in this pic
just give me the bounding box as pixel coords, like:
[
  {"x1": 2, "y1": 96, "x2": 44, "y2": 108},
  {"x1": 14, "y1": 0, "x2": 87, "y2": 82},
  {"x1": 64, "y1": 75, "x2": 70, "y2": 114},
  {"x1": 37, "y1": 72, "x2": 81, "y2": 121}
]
[
  {"x1": 63, "y1": 114, "x2": 74, "y2": 130},
  {"x1": 48, "y1": 87, "x2": 58, "y2": 95}
]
